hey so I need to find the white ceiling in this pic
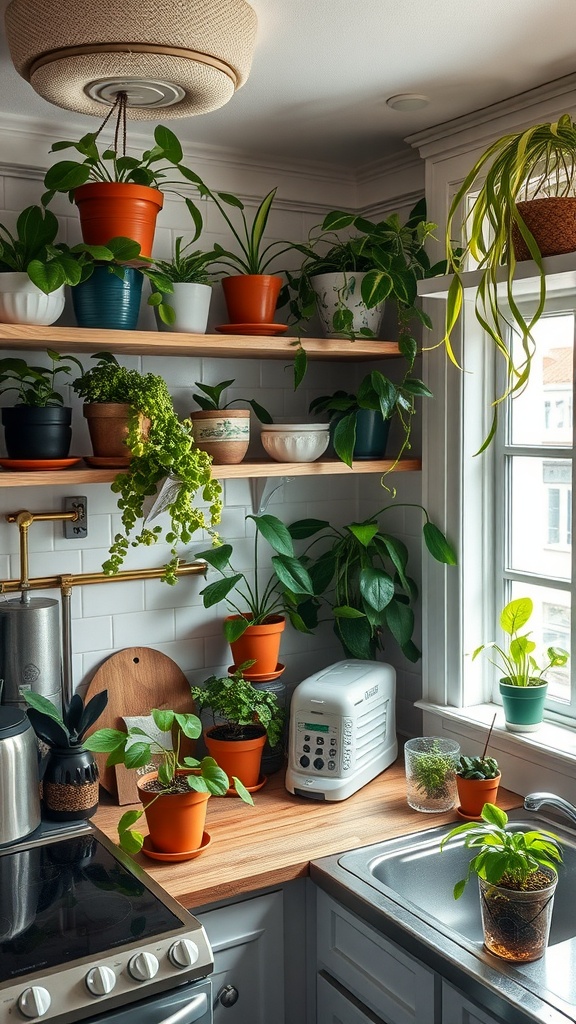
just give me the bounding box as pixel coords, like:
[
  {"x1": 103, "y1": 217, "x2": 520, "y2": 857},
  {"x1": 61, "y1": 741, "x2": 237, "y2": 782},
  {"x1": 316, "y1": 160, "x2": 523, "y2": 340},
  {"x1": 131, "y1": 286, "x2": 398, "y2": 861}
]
[{"x1": 1, "y1": 0, "x2": 576, "y2": 168}]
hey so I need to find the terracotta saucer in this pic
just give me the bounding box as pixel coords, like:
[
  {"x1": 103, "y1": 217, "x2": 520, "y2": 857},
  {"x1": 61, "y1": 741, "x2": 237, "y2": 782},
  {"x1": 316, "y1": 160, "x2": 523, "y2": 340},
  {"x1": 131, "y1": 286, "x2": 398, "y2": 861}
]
[
  {"x1": 456, "y1": 806, "x2": 485, "y2": 822},
  {"x1": 0, "y1": 457, "x2": 82, "y2": 471},
  {"x1": 84, "y1": 455, "x2": 132, "y2": 468},
  {"x1": 228, "y1": 663, "x2": 285, "y2": 682},
  {"x1": 215, "y1": 323, "x2": 288, "y2": 336},
  {"x1": 141, "y1": 831, "x2": 212, "y2": 862},
  {"x1": 226, "y1": 775, "x2": 268, "y2": 797}
]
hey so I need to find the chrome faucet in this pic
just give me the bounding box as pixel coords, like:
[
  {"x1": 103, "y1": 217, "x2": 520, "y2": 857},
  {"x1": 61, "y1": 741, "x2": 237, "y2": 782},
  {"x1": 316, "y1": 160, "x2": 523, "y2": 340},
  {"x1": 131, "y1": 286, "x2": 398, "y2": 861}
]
[{"x1": 524, "y1": 792, "x2": 576, "y2": 827}]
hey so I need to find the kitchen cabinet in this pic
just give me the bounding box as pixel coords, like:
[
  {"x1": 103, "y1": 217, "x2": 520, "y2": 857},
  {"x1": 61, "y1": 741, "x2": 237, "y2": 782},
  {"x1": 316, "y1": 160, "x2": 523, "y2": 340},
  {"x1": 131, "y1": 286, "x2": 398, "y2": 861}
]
[
  {"x1": 0, "y1": 322, "x2": 421, "y2": 485},
  {"x1": 317, "y1": 971, "x2": 387, "y2": 1024},
  {"x1": 442, "y1": 982, "x2": 506, "y2": 1024}
]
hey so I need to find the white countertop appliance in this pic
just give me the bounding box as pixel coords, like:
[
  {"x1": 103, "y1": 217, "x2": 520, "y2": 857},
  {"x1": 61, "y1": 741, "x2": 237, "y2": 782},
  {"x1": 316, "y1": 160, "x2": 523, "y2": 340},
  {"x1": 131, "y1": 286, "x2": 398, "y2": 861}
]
[
  {"x1": 285, "y1": 660, "x2": 397, "y2": 800},
  {"x1": 0, "y1": 822, "x2": 214, "y2": 1024}
]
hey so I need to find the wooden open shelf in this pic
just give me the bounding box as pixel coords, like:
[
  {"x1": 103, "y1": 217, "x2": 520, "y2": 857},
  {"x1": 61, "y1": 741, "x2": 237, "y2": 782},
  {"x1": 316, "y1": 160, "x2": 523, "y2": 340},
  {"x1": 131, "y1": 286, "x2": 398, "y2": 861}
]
[
  {"x1": 0, "y1": 324, "x2": 400, "y2": 361},
  {"x1": 0, "y1": 457, "x2": 422, "y2": 487}
]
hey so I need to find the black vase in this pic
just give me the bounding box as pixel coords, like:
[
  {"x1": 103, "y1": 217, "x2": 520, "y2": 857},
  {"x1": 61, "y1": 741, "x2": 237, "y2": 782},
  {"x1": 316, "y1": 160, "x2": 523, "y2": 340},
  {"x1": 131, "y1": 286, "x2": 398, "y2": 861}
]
[
  {"x1": 1, "y1": 405, "x2": 72, "y2": 459},
  {"x1": 42, "y1": 746, "x2": 99, "y2": 821},
  {"x1": 353, "y1": 409, "x2": 391, "y2": 460}
]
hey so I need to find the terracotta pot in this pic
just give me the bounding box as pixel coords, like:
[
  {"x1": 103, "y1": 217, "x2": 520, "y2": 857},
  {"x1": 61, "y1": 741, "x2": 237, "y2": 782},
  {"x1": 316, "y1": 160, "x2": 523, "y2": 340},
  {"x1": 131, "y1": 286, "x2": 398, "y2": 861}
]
[
  {"x1": 83, "y1": 403, "x2": 150, "y2": 465},
  {"x1": 221, "y1": 274, "x2": 282, "y2": 325},
  {"x1": 137, "y1": 769, "x2": 209, "y2": 854},
  {"x1": 227, "y1": 614, "x2": 285, "y2": 676},
  {"x1": 190, "y1": 408, "x2": 250, "y2": 464},
  {"x1": 456, "y1": 773, "x2": 501, "y2": 819},
  {"x1": 74, "y1": 182, "x2": 164, "y2": 258},
  {"x1": 204, "y1": 725, "x2": 266, "y2": 789},
  {"x1": 512, "y1": 197, "x2": 576, "y2": 261}
]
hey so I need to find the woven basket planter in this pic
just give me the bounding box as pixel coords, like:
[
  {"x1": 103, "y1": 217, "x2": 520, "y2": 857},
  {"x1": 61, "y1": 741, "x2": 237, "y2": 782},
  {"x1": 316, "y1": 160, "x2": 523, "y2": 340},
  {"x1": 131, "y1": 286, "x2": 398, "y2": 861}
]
[{"x1": 513, "y1": 197, "x2": 576, "y2": 261}]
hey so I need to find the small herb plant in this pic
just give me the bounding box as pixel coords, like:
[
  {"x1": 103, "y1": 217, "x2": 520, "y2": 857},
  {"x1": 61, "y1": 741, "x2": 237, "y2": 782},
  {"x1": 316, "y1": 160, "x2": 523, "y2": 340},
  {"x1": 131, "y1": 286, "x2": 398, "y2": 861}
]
[
  {"x1": 25, "y1": 689, "x2": 108, "y2": 749},
  {"x1": 408, "y1": 738, "x2": 459, "y2": 801},
  {"x1": 192, "y1": 379, "x2": 272, "y2": 422},
  {"x1": 0, "y1": 205, "x2": 83, "y2": 293},
  {"x1": 440, "y1": 803, "x2": 562, "y2": 899},
  {"x1": 196, "y1": 513, "x2": 315, "y2": 644},
  {"x1": 148, "y1": 237, "x2": 218, "y2": 324},
  {"x1": 72, "y1": 353, "x2": 222, "y2": 583},
  {"x1": 473, "y1": 596, "x2": 569, "y2": 686},
  {"x1": 0, "y1": 350, "x2": 83, "y2": 406},
  {"x1": 191, "y1": 663, "x2": 284, "y2": 747},
  {"x1": 85, "y1": 708, "x2": 253, "y2": 854}
]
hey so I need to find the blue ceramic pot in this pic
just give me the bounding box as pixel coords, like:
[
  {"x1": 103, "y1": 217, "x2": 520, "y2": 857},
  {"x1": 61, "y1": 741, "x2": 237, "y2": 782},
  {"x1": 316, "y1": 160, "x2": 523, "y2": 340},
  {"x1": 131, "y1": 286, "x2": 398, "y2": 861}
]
[{"x1": 72, "y1": 266, "x2": 143, "y2": 330}]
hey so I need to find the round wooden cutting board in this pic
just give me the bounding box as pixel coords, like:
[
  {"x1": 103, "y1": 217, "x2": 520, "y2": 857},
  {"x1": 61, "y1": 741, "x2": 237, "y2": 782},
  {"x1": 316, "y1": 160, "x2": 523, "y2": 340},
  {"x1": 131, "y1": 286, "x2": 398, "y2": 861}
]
[{"x1": 84, "y1": 646, "x2": 193, "y2": 804}]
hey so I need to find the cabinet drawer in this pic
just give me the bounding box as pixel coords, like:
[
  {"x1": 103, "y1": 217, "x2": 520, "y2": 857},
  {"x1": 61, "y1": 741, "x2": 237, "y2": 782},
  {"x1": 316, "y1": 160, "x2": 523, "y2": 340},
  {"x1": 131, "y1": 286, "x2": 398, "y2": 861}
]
[
  {"x1": 318, "y1": 971, "x2": 387, "y2": 1024},
  {"x1": 316, "y1": 891, "x2": 438, "y2": 1024},
  {"x1": 442, "y1": 982, "x2": 506, "y2": 1024}
]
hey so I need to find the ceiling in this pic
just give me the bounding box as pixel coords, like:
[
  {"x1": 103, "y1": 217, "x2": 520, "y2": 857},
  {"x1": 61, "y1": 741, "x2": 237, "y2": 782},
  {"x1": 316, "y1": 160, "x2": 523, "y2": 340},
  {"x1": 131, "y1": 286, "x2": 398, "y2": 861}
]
[{"x1": 1, "y1": 0, "x2": 576, "y2": 169}]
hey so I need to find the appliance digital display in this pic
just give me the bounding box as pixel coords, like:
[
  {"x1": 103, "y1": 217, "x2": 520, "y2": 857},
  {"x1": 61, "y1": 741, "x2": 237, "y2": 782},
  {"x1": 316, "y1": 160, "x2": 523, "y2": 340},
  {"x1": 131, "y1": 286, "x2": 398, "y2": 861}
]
[
  {"x1": 0, "y1": 833, "x2": 182, "y2": 982},
  {"x1": 304, "y1": 723, "x2": 329, "y2": 732}
]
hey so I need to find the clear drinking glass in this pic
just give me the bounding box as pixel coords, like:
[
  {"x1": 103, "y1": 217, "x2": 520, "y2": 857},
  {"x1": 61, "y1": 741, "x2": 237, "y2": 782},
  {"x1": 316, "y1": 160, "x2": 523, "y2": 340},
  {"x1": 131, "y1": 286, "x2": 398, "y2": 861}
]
[{"x1": 404, "y1": 736, "x2": 460, "y2": 812}]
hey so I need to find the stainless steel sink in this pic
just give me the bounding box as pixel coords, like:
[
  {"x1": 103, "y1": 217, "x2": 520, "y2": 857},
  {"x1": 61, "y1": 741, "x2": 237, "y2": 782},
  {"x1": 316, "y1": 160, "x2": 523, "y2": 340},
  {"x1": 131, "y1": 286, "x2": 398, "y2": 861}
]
[{"x1": 338, "y1": 812, "x2": 576, "y2": 947}]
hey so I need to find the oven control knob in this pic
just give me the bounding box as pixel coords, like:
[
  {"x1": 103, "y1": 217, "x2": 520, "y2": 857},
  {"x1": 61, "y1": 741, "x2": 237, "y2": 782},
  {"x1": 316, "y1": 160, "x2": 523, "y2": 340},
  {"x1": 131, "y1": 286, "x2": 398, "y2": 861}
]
[
  {"x1": 128, "y1": 951, "x2": 159, "y2": 981},
  {"x1": 85, "y1": 965, "x2": 117, "y2": 996},
  {"x1": 18, "y1": 986, "x2": 51, "y2": 1018},
  {"x1": 168, "y1": 938, "x2": 200, "y2": 968}
]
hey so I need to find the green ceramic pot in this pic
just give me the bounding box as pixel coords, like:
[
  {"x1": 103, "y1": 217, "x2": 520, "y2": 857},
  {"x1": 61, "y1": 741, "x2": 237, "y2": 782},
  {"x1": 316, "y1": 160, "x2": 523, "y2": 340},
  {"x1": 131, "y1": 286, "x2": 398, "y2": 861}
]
[{"x1": 499, "y1": 679, "x2": 548, "y2": 733}]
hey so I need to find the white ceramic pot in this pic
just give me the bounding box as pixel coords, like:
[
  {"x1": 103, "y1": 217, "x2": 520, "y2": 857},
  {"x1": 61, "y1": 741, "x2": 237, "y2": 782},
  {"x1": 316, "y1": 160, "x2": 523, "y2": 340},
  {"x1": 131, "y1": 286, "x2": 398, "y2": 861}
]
[
  {"x1": 155, "y1": 282, "x2": 212, "y2": 334},
  {"x1": 0, "y1": 273, "x2": 65, "y2": 326},
  {"x1": 311, "y1": 272, "x2": 385, "y2": 339},
  {"x1": 260, "y1": 423, "x2": 330, "y2": 463}
]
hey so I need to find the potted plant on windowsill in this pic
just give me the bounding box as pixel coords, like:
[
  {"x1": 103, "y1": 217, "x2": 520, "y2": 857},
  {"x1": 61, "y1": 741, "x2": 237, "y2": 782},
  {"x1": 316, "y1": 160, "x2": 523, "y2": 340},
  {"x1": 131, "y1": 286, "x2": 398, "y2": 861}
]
[
  {"x1": 85, "y1": 707, "x2": 253, "y2": 858},
  {"x1": 440, "y1": 803, "x2": 562, "y2": 962},
  {"x1": 286, "y1": 507, "x2": 457, "y2": 663},
  {"x1": 190, "y1": 378, "x2": 272, "y2": 465},
  {"x1": 191, "y1": 663, "x2": 284, "y2": 792},
  {"x1": 25, "y1": 689, "x2": 108, "y2": 822},
  {"x1": 195, "y1": 513, "x2": 315, "y2": 675},
  {"x1": 42, "y1": 111, "x2": 205, "y2": 257},
  {"x1": 472, "y1": 596, "x2": 569, "y2": 733},
  {"x1": 148, "y1": 237, "x2": 217, "y2": 334},
  {"x1": 444, "y1": 113, "x2": 576, "y2": 451},
  {"x1": 72, "y1": 353, "x2": 222, "y2": 584},
  {"x1": 0, "y1": 349, "x2": 83, "y2": 460}
]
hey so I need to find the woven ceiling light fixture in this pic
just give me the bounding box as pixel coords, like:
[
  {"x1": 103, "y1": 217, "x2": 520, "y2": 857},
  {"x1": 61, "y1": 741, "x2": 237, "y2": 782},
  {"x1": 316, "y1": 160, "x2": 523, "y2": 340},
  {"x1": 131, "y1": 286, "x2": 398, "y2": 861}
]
[{"x1": 4, "y1": 0, "x2": 258, "y2": 119}]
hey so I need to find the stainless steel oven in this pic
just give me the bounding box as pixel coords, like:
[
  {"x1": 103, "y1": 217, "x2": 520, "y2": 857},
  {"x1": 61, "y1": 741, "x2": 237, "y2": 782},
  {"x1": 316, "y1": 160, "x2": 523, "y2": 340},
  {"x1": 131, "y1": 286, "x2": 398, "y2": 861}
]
[{"x1": 0, "y1": 822, "x2": 213, "y2": 1024}]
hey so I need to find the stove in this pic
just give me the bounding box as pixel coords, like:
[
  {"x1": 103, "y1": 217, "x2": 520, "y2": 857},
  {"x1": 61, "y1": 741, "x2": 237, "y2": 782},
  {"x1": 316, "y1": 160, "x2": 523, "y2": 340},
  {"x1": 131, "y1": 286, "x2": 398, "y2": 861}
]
[{"x1": 0, "y1": 822, "x2": 213, "y2": 1023}]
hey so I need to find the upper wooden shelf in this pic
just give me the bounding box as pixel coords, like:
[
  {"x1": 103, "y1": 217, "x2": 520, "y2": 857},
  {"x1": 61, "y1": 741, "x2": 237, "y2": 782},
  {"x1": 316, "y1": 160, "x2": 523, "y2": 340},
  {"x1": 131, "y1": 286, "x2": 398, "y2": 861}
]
[
  {"x1": 0, "y1": 324, "x2": 400, "y2": 361},
  {"x1": 418, "y1": 251, "x2": 576, "y2": 301},
  {"x1": 0, "y1": 457, "x2": 422, "y2": 487}
]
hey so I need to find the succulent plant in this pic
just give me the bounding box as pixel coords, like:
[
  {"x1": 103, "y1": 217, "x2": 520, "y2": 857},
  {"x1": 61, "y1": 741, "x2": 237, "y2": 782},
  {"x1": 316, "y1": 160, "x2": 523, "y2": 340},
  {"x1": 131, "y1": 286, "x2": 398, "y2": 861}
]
[
  {"x1": 456, "y1": 755, "x2": 500, "y2": 780},
  {"x1": 25, "y1": 690, "x2": 108, "y2": 749}
]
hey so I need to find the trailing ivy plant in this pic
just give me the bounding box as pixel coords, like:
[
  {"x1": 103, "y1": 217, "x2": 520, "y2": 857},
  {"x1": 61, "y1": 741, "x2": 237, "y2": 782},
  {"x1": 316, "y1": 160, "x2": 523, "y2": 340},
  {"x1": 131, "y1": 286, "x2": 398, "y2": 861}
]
[{"x1": 72, "y1": 353, "x2": 222, "y2": 583}]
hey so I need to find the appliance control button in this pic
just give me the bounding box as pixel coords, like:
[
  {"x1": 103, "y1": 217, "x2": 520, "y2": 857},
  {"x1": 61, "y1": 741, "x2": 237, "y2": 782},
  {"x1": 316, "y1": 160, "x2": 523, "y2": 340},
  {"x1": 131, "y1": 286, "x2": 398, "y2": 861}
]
[
  {"x1": 128, "y1": 951, "x2": 159, "y2": 982},
  {"x1": 18, "y1": 986, "x2": 51, "y2": 1019},
  {"x1": 315, "y1": 748, "x2": 323, "y2": 756},
  {"x1": 329, "y1": 749, "x2": 337, "y2": 757},
  {"x1": 304, "y1": 734, "x2": 310, "y2": 741},
  {"x1": 316, "y1": 737, "x2": 324, "y2": 745},
  {"x1": 303, "y1": 743, "x2": 310, "y2": 753},
  {"x1": 299, "y1": 755, "x2": 310, "y2": 768},
  {"x1": 328, "y1": 760, "x2": 336, "y2": 770},
  {"x1": 85, "y1": 965, "x2": 117, "y2": 997},
  {"x1": 313, "y1": 757, "x2": 324, "y2": 770},
  {"x1": 169, "y1": 938, "x2": 200, "y2": 968}
]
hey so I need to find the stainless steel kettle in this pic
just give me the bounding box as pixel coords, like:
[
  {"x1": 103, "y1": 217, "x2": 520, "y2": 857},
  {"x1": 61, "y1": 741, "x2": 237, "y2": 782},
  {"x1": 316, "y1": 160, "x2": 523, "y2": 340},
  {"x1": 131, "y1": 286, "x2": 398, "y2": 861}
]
[{"x1": 0, "y1": 707, "x2": 41, "y2": 845}]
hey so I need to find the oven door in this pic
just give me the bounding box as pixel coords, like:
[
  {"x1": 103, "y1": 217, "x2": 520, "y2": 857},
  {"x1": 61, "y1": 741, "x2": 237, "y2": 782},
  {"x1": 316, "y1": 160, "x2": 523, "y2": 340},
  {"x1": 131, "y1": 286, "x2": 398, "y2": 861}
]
[{"x1": 83, "y1": 979, "x2": 212, "y2": 1024}]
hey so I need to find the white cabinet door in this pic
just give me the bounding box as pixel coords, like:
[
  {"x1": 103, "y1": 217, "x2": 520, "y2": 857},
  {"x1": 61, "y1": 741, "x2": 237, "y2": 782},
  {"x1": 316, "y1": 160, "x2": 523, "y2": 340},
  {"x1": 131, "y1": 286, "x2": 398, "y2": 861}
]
[
  {"x1": 442, "y1": 982, "x2": 505, "y2": 1024},
  {"x1": 317, "y1": 973, "x2": 387, "y2": 1024},
  {"x1": 197, "y1": 891, "x2": 284, "y2": 1024}
]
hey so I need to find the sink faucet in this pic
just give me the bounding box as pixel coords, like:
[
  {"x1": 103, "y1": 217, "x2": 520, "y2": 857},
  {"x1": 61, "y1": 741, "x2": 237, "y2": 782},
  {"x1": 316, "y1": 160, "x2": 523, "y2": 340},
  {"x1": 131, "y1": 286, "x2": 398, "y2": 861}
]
[{"x1": 524, "y1": 792, "x2": 576, "y2": 826}]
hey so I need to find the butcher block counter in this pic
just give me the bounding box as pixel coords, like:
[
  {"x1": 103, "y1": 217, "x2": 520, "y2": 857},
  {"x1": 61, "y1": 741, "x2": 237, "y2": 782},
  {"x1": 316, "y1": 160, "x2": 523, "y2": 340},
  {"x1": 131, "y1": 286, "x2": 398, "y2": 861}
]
[{"x1": 93, "y1": 760, "x2": 521, "y2": 910}]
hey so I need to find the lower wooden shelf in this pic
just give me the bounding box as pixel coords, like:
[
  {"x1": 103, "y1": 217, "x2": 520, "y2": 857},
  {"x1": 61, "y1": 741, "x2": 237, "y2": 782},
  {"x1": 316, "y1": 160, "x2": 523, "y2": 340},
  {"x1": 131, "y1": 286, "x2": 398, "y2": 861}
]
[{"x1": 0, "y1": 457, "x2": 422, "y2": 487}]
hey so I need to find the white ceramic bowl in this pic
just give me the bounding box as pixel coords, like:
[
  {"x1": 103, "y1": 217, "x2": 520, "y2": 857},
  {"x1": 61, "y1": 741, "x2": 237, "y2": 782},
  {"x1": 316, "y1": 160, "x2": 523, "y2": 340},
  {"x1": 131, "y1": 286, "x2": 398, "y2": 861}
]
[{"x1": 260, "y1": 423, "x2": 330, "y2": 463}]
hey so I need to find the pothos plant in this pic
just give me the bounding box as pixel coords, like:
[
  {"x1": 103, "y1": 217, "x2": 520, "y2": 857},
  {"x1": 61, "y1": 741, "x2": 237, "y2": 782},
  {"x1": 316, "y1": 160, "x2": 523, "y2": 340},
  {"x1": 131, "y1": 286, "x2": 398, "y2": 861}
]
[
  {"x1": 0, "y1": 204, "x2": 83, "y2": 293},
  {"x1": 72, "y1": 353, "x2": 222, "y2": 583},
  {"x1": 284, "y1": 507, "x2": 457, "y2": 662}
]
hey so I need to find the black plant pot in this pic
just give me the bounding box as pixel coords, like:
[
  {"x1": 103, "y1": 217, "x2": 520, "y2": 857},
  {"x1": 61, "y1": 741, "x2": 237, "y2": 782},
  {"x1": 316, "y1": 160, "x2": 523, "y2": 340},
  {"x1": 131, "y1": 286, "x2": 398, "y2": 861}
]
[
  {"x1": 353, "y1": 409, "x2": 391, "y2": 459},
  {"x1": 1, "y1": 405, "x2": 72, "y2": 459},
  {"x1": 42, "y1": 746, "x2": 99, "y2": 821}
]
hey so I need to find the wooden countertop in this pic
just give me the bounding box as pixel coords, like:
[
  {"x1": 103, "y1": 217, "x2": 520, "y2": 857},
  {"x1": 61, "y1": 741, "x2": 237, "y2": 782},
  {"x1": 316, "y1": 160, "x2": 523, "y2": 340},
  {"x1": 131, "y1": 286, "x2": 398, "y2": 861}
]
[{"x1": 93, "y1": 762, "x2": 521, "y2": 911}]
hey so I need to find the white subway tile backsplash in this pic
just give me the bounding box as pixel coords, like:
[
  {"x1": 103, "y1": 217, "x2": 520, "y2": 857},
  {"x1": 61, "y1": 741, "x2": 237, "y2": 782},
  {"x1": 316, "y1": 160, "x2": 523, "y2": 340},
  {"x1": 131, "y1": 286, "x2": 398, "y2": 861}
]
[
  {"x1": 74, "y1": 615, "x2": 113, "y2": 653},
  {"x1": 82, "y1": 580, "x2": 145, "y2": 617},
  {"x1": 111, "y1": 608, "x2": 175, "y2": 647}
]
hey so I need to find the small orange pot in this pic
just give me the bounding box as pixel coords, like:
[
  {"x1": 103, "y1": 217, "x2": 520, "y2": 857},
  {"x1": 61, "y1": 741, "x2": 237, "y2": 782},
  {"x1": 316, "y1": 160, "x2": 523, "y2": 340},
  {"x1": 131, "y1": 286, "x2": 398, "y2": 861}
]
[
  {"x1": 227, "y1": 614, "x2": 285, "y2": 676},
  {"x1": 137, "y1": 770, "x2": 209, "y2": 854},
  {"x1": 74, "y1": 182, "x2": 164, "y2": 258},
  {"x1": 456, "y1": 773, "x2": 501, "y2": 819},
  {"x1": 83, "y1": 403, "x2": 150, "y2": 465},
  {"x1": 221, "y1": 274, "x2": 282, "y2": 325},
  {"x1": 204, "y1": 726, "x2": 266, "y2": 789}
]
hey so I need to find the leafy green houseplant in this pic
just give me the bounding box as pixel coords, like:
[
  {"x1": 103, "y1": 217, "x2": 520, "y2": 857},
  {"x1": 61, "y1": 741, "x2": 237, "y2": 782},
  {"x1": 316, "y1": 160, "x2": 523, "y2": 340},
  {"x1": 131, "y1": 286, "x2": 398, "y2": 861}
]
[
  {"x1": 440, "y1": 804, "x2": 562, "y2": 960},
  {"x1": 0, "y1": 349, "x2": 83, "y2": 459},
  {"x1": 192, "y1": 378, "x2": 272, "y2": 422},
  {"x1": 0, "y1": 350, "x2": 83, "y2": 407},
  {"x1": 25, "y1": 689, "x2": 108, "y2": 821},
  {"x1": 189, "y1": 379, "x2": 272, "y2": 466},
  {"x1": 72, "y1": 353, "x2": 222, "y2": 583},
  {"x1": 285, "y1": 507, "x2": 457, "y2": 662},
  {"x1": 309, "y1": 368, "x2": 432, "y2": 468},
  {"x1": 444, "y1": 113, "x2": 576, "y2": 451},
  {"x1": 85, "y1": 707, "x2": 253, "y2": 855},
  {"x1": 191, "y1": 663, "x2": 284, "y2": 748},
  {"x1": 148, "y1": 236, "x2": 217, "y2": 330}
]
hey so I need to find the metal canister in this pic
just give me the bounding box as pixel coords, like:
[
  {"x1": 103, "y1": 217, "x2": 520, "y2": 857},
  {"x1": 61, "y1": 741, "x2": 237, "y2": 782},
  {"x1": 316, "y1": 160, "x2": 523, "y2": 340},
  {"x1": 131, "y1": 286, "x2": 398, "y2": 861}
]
[{"x1": 0, "y1": 597, "x2": 62, "y2": 711}]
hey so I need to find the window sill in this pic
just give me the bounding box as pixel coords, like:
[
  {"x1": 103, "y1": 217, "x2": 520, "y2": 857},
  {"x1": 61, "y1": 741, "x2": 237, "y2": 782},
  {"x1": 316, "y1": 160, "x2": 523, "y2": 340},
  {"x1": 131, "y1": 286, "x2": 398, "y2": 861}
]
[{"x1": 416, "y1": 701, "x2": 576, "y2": 803}]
